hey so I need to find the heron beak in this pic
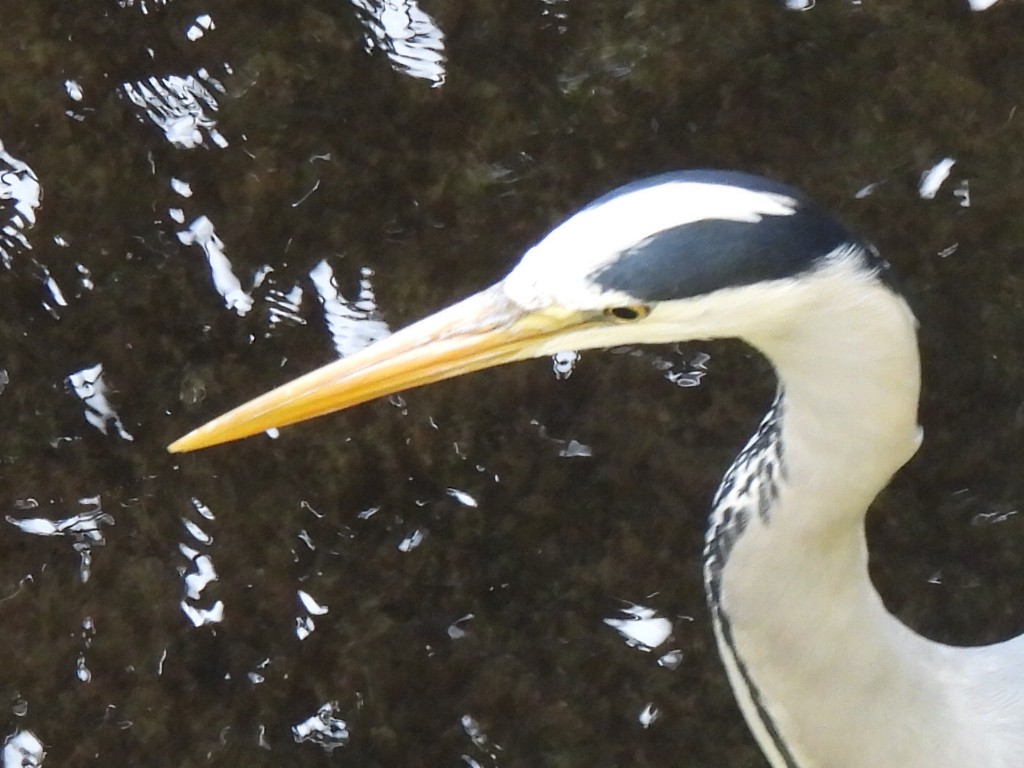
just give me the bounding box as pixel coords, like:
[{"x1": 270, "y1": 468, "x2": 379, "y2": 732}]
[{"x1": 168, "y1": 285, "x2": 587, "y2": 453}]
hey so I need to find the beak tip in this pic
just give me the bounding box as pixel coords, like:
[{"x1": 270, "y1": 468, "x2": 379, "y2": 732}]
[
  {"x1": 167, "y1": 420, "x2": 273, "y2": 454},
  {"x1": 168, "y1": 424, "x2": 223, "y2": 453},
  {"x1": 167, "y1": 434, "x2": 196, "y2": 454}
]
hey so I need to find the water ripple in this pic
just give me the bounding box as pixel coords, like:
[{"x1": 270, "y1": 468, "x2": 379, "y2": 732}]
[
  {"x1": 123, "y1": 70, "x2": 229, "y2": 149},
  {"x1": 351, "y1": 0, "x2": 447, "y2": 87},
  {"x1": 176, "y1": 216, "x2": 254, "y2": 316},
  {"x1": 292, "y1": 702, "x2": 350, "y2": 753},
  {"x1": 309, "y1": 261, "x2": 390, "y2": 358},
  {"x1": 67, "y1": 364, "x2": 135, "y2": 441},
  {"x1": 2, "y1": 729, "x2": 44, "y2": 768},
  {"x1": 0, "y1": 141, "x2": 41, "y2": 268},
  {"x1": 6, "y1": 498, "x2": 113, "y2": 583}
]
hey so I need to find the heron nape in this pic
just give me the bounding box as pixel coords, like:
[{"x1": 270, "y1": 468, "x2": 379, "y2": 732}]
[{"x1": 169, "y1": 171, "x2": 1024, "y2": 767}]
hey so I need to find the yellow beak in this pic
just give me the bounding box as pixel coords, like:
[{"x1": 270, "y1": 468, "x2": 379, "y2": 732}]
[{"x1": 168, "y1": 285, "x2": 590, "y2": 453}]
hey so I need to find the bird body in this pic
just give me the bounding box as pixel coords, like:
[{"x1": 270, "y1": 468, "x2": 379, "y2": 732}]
[{"x1": 170, "y1": 172, "x2": 1024, "y2": 767}]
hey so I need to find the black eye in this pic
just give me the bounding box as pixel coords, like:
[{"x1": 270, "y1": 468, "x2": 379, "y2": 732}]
[{"x1": 604, "y1": 305, "x2": 649, "y2": 322}]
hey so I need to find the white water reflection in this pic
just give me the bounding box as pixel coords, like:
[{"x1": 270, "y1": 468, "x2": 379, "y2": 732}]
[
  {"x1": 180, "y1": 600, "x2": 224, "y2": 627},
  {"x1": 179, "y1": 498, "x2": 222, "y2": 627},
  {"x1": 77, "y1": 617, "x2": 96, "y2": 683},
  {"x1": 182, "y1": 516, "x2": 212, "y2": 545},
  {"x1": 177, "y1": 215, "x2": 254, "y2": 316},
  {"x1": 559, "y1": 439, "x2": 591, "y2": 458},
  {"x1": 638, "y1": 702, "x2": 660, "y2": 729},
  {"x1": 656, "y1": 648, "x2": 684, "y2": 670},
  {"x1": 854, "y1": 180, "x2": 884, "y2": 199},
  {"x1": 309, "y1": 261, "x2": 390, "y2": 358},
  {"x1": 248, "y1": 658, "x2": 271, "y2": 685},
  {"x1": 185, "y1": 14, "x2": 215, "y2": 42},
  {"x1": 37, "y1": 263, "x2": 69, "y2": 318},
  {"x1": 117, "y1": 0, "x2": 170, "y2": 12},
  {"x1": 351, "y1": 0, "x2": 447, "y2": 87},
  {"x1": 295, "y1": 589, "x2": 329, "y2": 640},
  {"x1": 551, "y1": 349, "x2": 579, "y2": 379},
  {"x1": 0, "y1": 140, "x2": 42, "y2": 268},
  {"x1": 445, "y1": 487, "x2": 478, "y2": 508},
  {"x1": 267, "y1": 284, "x2": 306, "y2": 329},
  {"x1": 123, "y1": 70, "x2": 229, "y2": 149},
  {"x1": 298, "y1": 590, "x2": 329, "y2": 616},
  {"x1": 67, "y1": 363, "x2": 135, "y2": 440},
  {"x1": 972, "y1": 506, "x2": 1019, "y2": 526},
  {"x1": 76, "y1": 654, "x2": 91, "y2": 683},
  {"x1": 663, "y1": 350, "x2": 710, "y2": 388},
  {"x1": 6, "y1": 497, "x2": 113, "y2": 583},
  {"x1": 180, "y1": 545, "x2": 217, "y2": 600},
  {"x1": 530, "y1": 419, "x2": 593, "y2": 458},
  {"x1": 292, "y1": 702, "x2": 350, "y2": 752},
  {"x1": 357, "y1": 505, "x2": 380, "y2": 520},
  {"x1": 609, "y1": 344, "x2": 712, "y2": 390},
  {"x1": 63, "y1": 80, "x2": 84, "y2": 102},
  {"x1": 447, "y1": 613, "x2": 474, "y2": 639},
  {"x1": 919, "y1": 157, "x2": 956, "y2": 200},
  {"x1": 397, "y1": 528, "x2": 424, "y2": 552},
  {"x1": 540, "y1": 0, "x2": 569, "y2": 34},
  {"x1": 460, "y1": 714, "x2": 501, "y2": 762},
  {"x1": 603, "y1": 603, "x2": 673, "y2": 651},
  {"x1": 2, "y1": 729, "x2": 44, "y2": 768},
  {"x1": 170, "y1": 177, "x2": 193, "y2": 197},
  {"x1": 954, "y1": 180, "x2": 971, "y2": 208}
]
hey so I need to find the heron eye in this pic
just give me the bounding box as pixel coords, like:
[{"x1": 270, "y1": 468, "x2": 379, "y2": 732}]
[{"x1": 604, "y1": 305, "x2": 649, "y2": 322}]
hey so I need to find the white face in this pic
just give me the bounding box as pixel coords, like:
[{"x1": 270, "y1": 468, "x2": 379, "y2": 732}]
[
  {"x1": 493, "y1": 241, "x2": 879, "y2": 370},
  {"x1": 502, "y1": 178, "x2": 801, "y2": 311}
]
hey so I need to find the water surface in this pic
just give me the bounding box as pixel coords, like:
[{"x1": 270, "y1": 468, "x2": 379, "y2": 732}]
[{"x1": 2, "y1": 2, "x2": 1024, "y2": 766}]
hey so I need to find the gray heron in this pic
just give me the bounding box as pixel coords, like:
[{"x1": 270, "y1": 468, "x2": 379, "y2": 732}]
[{"x1": 169, "y1": 171, "x2": 1024, "y2": 767}]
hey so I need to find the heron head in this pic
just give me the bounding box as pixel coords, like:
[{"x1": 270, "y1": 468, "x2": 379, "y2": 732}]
[{"x1": 169, "y1": 171, "x2": 878, "y2": 453}]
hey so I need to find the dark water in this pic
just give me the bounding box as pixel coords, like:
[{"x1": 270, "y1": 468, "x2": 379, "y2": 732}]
[{"x1": 3, "y1": 1, "x2": 1024, "y2": 765}]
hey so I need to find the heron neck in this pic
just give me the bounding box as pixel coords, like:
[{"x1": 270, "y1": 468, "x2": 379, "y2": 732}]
[
  {"x1": 766, "y1": 281, "x2": 923, "y2": 516},
  {"x1": 706, "y1": 279, "x2": 962, "y2": 768}
]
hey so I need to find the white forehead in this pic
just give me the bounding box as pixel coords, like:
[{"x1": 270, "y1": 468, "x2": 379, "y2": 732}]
[{"x1": 503, "y1": 179, "x2": 799, "y2": 309}]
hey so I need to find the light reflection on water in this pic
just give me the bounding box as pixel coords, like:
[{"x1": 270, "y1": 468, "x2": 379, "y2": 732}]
[
  {"x1": 6, "y1": 498, "x2": 113, "y2": 583},
  {"x1": 178, "y1": 497, "x2": 222, "y2": 627},
  {"x1": 2, "y1": 730, "x2": 44, "y2": 768},
  {"x1": 295, "y1": 589, "x2": 329, "y2": 640},
  {"x1": 350, "y1": 0, "x2": 447, "y2": 87},
  {"x1": 186, "y1": 14, "x2": 216, "y2": 43},
  {"x1": 67, "y1": 365, "x2": 135, "y2": 441},
  {"x1": 461, "y1": 713, "x2": 501, "y2": 765},
  {"x1": 123, "y1": 70, "x2": 230, "y2": 150},
  {"x1": 117, "y1": 0, "x2": 171, "y2": 13},
  {"x1": 177, "y1": 215, "x2": 256, "y2": 316},
  {"x1": 604, "y1": 602, "x2": 674, "y2": 652},
  {"x1": 291, "y1": 701, "x2": 350, "y2": 753},
  {"x1": 309, "y1": 260, "x2": 391, "y2": 357},
  {"x1": 0, "y1": 141, "x2": 41, "y2": 268}
]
